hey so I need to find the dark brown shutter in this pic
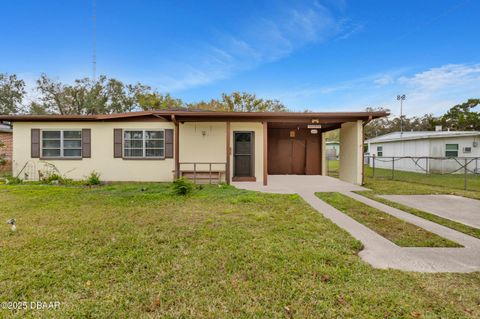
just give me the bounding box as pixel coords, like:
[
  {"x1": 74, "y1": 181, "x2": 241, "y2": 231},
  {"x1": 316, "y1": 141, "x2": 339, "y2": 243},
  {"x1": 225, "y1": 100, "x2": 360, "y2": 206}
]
[
  {"x1": 165, "y1": 129, "x2": 174, "y2": 158},
  {"x1": 113, "y1": 129, "x2": 123, "y2": 158},
  {"x1": 31, "y1": 129, "x2": 40, "y2": 158},
  {"x1": 82, "y1": 129, "x2": 91, "y2": 158}
]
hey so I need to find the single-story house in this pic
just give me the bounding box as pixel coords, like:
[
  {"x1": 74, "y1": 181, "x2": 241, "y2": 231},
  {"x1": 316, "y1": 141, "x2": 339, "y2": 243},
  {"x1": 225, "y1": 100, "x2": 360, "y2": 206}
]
[
  {"x1": 0, "y1": 123, "x2": 13, "y2": 173},
  {"x1": 326, "y1": 141, "x2": 340, "y2": 159},
  {"x1": 0, "y1": 110, "x2": 386, "y2": 185},
  {"x1": 365, "y1": 130, "x2": 480, "y2": 173}
]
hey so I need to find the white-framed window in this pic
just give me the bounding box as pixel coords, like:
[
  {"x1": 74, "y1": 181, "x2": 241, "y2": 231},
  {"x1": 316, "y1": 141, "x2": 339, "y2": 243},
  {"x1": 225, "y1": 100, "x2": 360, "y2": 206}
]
[
  {"x1": 41, "y1": 130, "x2": 82, "y2": 158},
  {"x1": 123, "y1": 130, "x2": 165, "y2": 158},
  {"x1": 445, "y1": 144, "x2": 459, "y2": 157},
  {"x1": 377, "y1": 145, "x2": 383, "y2": 157}
]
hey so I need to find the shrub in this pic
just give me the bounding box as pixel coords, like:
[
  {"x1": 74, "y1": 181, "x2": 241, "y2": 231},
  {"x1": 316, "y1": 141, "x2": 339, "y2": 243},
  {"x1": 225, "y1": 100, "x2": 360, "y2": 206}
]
[
  {"x1": 172, "y1": 177, "x2": 194, "y2": 196},
  {"x1": 0, "y1": 140, "x2": 5, "y2": 167},
  {"x1": 40, "y1": 173, "x2": 64, "y2": 185},
  {"x1": 39, "y1": 172, "x2": 75, "y2": 185},
  {"x1": 85, "y1": 171, "x2": 101, "y2": 186},
  {"x1": 4, "y1": 175, "x2": 22, "y2": 185}
]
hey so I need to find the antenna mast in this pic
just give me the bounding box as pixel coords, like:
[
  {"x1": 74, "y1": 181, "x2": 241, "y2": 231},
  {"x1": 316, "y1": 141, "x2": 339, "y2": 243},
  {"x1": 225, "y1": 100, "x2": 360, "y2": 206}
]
[{"x1": 92, "y1": 0, "x2": 97, "y2": 81}]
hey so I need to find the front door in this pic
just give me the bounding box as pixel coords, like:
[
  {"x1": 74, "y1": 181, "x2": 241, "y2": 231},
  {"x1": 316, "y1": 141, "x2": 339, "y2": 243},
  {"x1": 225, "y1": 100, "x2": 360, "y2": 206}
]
[{"x1": 234, "y1": 132, "x2": 254, "y2": 179}]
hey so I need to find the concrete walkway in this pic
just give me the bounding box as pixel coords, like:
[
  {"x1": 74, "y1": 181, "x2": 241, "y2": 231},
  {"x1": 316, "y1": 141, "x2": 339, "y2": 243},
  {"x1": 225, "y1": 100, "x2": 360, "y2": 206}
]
[
  {"x1": 234, "y1": 175, "x2": 480, "y2": 273},
  {"x1": 232, "y1": 175, "x2": 367, "y2": 194},
  {"x1": 380, "y1": 194, "x2": 480, "y2": 229}
]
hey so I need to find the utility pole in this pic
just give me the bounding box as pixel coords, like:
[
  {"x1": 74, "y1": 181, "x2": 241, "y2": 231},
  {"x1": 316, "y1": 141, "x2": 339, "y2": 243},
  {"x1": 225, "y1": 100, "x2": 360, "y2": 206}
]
[
  {"x1": 396, "y1": 94, "x2": 406, "y2": 134},
  {"x1": 92, "y1": 0, "x2": 97, "y2": 82}
]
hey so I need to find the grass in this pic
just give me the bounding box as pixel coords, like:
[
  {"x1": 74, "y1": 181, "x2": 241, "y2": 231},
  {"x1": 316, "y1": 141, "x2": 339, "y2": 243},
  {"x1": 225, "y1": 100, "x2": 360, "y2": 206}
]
[
  {"x1": 327, "y1": 159, "x2": 480, "y2": 196},
  {"x1": 0, "y1": 183, "x2": 479, "y2": 318},
  {"x1": 360, "y1": 166, "x2": 480, "y2": 241},
  {"x1": 364, "y1": 165, "x2": 480, "y2": 193},
  {"x1": 363, "y1": 174, "x2": 480, "y2": 200},
  {"x1": 327, "y1": 158, "x2": 340, "y2": 178},
  {"x1": 356, "y1": 191, "x2": 480, "y2": 240},
  {"x1": 315, "y1": 192, "x2": 461, "y2": 248}
]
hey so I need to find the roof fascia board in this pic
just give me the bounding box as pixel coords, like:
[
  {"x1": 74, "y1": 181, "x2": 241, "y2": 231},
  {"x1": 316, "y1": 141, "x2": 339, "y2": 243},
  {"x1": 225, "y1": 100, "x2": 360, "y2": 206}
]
[{"x1": 367, "y1": 133, "x2": 480, "y2": 144}]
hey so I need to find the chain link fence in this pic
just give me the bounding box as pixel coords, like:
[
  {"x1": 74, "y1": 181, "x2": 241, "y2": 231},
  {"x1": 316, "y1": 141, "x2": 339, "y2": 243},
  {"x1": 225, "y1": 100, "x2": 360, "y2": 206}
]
[
  {"x1": 327, "y1": 155, "x2": 480, "y2": 192},
  {"x1": 367, "y1": 155, "x2": 480, "y2": 191}
]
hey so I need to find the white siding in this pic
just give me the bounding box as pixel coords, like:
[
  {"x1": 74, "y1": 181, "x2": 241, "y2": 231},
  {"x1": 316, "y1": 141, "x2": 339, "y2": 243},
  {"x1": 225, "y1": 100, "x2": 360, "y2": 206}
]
[{"x1": 369, "y1": 135, "x2": 480, "y2": 173}]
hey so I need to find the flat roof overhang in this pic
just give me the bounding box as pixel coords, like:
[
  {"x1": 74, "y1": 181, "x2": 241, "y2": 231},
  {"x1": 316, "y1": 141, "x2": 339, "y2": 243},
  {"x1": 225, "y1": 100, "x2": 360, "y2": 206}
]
[{"x1": 0, "y1": 110, "x2": 388, "y2": 132}]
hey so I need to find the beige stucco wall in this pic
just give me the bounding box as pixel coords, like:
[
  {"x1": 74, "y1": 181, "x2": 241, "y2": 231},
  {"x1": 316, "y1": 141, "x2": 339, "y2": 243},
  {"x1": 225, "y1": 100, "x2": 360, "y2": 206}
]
[
  {"x1": 230, "y1": 122, "x2": 264, "y2": 184},
  {"x1": 12, "y1": 121, "x2": 175, "y2": 182},
  {"x1": 339, "y1": 120, "x2": 363, "y2": 185},
  {"x1": 179, "y1": 122, "x2": 227, "y2": 172},
  {"x1": 12, "y1": 120, "x2": 266, "y2": 183}
]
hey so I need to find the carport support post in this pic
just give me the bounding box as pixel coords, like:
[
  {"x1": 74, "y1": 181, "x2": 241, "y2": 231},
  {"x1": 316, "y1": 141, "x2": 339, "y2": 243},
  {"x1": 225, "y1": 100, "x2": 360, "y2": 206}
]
[
  {"x1": 339, "y1": 120, "x2": 363, "y2": 185},
  {"x1": 321, "y1": 132, "x2": 327, "y2": 176}
]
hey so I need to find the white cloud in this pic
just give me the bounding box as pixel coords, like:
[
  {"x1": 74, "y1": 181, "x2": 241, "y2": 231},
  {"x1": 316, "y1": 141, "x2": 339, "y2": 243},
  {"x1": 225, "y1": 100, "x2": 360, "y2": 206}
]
[
  {"x1": 260, "y1": 64, "x2": 480, "y2": 116},
  {"x1": 153, "y1": 2, "x2": 347, "y2": 92},
  {"x1": 394, "y1": 64, "x2": 480, "y2": 115},
  {"x1": 337, "y1": 23, "x2": 364, "y2": 40},
  {"x1": 373, "y1": 75, "x2": 394, "y2": 86},
  {"x1": 398, "y1": 64, "x2": 480, "y2": 91},
  {"x1": 269, "y1": 69, "x2": 404, "y2": 102}
]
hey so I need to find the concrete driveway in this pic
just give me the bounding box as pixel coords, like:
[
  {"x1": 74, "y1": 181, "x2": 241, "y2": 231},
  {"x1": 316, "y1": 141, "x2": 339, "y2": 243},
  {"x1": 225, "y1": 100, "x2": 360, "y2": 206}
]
[
  {"x1": 233, "y1": 175, "x2": 480, "y2": 273},
  {"x1": 380, "y1": 195, "x2": 480, "y2": 229},
  {"x1": 232, "y1": 175, "x2": 367, "y2": 194}
]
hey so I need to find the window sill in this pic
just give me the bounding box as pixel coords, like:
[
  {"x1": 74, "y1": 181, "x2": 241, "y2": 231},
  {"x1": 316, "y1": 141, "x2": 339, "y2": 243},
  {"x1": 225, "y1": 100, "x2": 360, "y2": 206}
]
[
  {"x1": 122, "y1": 157, "x2": 167, "y2": 160},
  {"x1": 40, "y1": 157, "x2": 83, "y2": 161}
]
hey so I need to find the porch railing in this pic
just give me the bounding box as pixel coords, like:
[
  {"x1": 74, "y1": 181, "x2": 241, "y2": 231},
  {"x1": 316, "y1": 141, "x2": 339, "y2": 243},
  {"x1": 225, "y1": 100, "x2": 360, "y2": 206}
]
[{"x1": 178, "y1": 162, "x2": 227, "y2": 184}]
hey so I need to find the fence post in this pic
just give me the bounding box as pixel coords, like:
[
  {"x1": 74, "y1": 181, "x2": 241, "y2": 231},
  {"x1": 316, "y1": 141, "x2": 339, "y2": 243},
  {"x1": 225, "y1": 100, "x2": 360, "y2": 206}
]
[
  {"x1": 372, "y1": 155, "x2": 376, "y2": 178},
  {"x1": 391, "y1": 157, "x2": 395, "y2": 180},
  {"x1": 426, "y1": 157, "x2": 429, "y2": 175},
  {"x1": 464, "y1": 158, "x2": 467, "y2": 191}
]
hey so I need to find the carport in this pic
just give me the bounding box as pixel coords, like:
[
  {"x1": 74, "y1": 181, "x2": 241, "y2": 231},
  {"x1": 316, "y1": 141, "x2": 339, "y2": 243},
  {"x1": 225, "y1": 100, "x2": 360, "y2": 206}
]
[{"x1": 261, "y1": 111, "x2": 386, "y2": 185}]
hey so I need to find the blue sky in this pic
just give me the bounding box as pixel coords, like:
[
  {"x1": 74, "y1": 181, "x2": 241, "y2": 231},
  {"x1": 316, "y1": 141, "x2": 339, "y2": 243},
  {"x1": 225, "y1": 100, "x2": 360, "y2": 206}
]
[{"x1": 1, "y1": 0, "x2": 479, "y2": 116}]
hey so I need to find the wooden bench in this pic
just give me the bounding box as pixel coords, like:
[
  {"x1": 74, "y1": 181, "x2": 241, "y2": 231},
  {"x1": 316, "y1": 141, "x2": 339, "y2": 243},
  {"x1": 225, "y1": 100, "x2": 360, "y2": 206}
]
[
  {"x1": 177, "y1": 162, "x2": 227, "y2": 184},
  {"x1": 180, "y1": 170, "x2": 225, "y2": 184}
]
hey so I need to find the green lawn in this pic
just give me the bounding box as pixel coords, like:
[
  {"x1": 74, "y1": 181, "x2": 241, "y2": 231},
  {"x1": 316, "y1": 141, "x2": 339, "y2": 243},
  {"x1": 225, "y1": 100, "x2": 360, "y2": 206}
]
[
  {"x1": 327, "y1": 159, "x2": 480, "y2": 194},
  {"x1": 363, "y1": 174, "x2": 480, "y2": 200},
  {"x1": 1, "y1": 183, "x2": 479, "y2": 318},
  {"x1": 316, "y1": 192, "x2": 460, "y2": 247},
  {"x1": 357, "y1": 166, "x2": 480, "y2": 241},
  {"x1": 364, "y1": 165, "x2": 480, "y2": 193},
  {"x1": 357, "y1": 191, "x2": 480, "y2": 240},
  {"x1": 327, "y1": 159, "x2": 340, "y2": 178}
]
